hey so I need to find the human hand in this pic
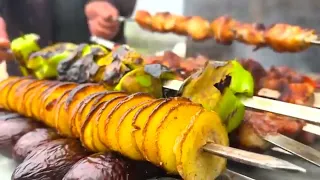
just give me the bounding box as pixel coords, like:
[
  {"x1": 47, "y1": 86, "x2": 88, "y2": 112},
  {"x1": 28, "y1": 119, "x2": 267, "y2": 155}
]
[
  {"x1": 0, "y1": 17, "x2": 12, "y2": 62},
  {"x1": 85, "y1": 1, "x2": 120, "y2": 40}
]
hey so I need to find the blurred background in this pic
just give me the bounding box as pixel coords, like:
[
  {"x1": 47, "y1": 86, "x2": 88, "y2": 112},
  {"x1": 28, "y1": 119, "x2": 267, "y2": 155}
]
[{"x1": 126, "y1": 0, "x2": 320, "y2": 73}]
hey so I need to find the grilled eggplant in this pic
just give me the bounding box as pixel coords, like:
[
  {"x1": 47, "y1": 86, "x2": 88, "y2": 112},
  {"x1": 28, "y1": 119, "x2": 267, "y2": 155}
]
[
  {"x1": 12, "y1": 139, "x2": 89, "y2": 180},
  {"x1": 63, "y1": 152, "x2": 166, "y2": 180},
  {"x1": 0, "y1": 116, "x2": 41, "y2": 147},
  {"x1": 12, "y1": 128, "x2": 60, "y2": 162}
]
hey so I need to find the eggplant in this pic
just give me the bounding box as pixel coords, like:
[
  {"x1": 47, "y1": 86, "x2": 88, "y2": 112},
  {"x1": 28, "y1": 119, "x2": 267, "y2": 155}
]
[
  {"x1": 12, "y1": 128, "x2": 60, "y2": 162},
  {"x1": 0, "y1": 116, "x2": 41, "y2": 147},
  {"x1": 12, "y1": 139, "x2": 89, "y2": 180},
  {"x1": 63, "y1": 152, "x2": 166, "y2": 180}
]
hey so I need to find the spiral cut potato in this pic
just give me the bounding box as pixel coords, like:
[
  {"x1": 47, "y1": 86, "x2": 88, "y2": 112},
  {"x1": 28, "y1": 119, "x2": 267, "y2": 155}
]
[
  {"x1": 135, "y1": 10, "x2": 318, "y2": 52},
  {"x1": 0, "y1": 77, "x2": 229, "y2": 180}
]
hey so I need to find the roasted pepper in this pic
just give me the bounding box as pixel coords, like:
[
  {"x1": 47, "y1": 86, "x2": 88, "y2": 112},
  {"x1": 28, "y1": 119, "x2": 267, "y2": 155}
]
[
  {"x1": 28, "y1": 43, "x2": 78, "y2": 79},
  {"x1": 181, "y1": 60, "x2": 254, "y2": 132},
  {"x1": 10, "y1": 34, "x2": 41, "y2": 76}
]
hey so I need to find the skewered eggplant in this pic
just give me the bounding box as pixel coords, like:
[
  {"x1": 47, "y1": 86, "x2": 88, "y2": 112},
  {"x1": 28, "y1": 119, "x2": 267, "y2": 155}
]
[
  {"x1": 63, "y1": 152, "x2": 166, "y2": 180},
  {"x1": 12, "y1": 139, "x2": 89, "y2": 180},
  {"x1": 12, "y1": 128, "x2": 60, "y2": 162},
  {"x1": 0, "y1": 77, "x2": 229, "y2": 180}
]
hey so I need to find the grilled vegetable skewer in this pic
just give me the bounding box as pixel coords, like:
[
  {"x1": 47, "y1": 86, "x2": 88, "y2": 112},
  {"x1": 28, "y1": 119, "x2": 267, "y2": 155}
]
[
  {"x1": 0, "y1": 112, "x2": 248, "y2": 180},
  {"x1": 0, "y1": 77, "x2": 306, "y2": 179},
  {"x1": 134, "y1": 10, "x2": 319, "y2": 52}
]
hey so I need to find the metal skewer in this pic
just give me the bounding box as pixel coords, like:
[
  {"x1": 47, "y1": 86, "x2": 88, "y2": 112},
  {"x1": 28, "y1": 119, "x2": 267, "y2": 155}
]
[
  {"x1": 222, "y1": 169, "x2": 256, "y2": 180},
  {"x1": 203, "y1": 143, "x2": 306, "y2": 173},
  {"x1": 308, "y1": 40, "x2": 320, "y2": 46}
]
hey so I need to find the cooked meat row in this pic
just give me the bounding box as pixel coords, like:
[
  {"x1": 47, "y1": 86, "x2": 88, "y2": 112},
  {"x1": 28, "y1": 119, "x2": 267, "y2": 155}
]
[{"x1": 135, "y1": 10, "x2": 318, "y2": 52}]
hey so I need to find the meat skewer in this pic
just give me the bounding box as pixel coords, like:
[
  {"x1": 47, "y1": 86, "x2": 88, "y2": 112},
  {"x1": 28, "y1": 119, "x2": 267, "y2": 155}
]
[
  {"x1": 0, "y1": 77, "x2": 306, "y2": 178},
  {"x1": 126, "y1": 10, "x2": 320, "y2": 53}
]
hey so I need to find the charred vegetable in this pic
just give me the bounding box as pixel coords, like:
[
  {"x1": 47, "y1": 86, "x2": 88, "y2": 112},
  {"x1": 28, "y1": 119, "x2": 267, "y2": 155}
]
[
  {"x1": 10, "y1": 34, "x2": 41, "y2": 76},
  {"x1": 12, "y1": 128, "x2": 60, "y2": 162},
  {"x1": 12, "y1": 139, "x2": 89, "y2": 180},
  {"x1": 181, "y1": 60, "x2": 254, "y2": 132},
  {"x1": 0, "y1": 115, "x2": 41, "y2": 147},
  {"x1": 63, "y1": 152, "x2": 166, "y2": 180}
]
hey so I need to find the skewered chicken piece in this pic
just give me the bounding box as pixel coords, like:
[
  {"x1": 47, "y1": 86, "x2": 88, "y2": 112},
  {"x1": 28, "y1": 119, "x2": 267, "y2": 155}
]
[{"x1": 134, "y1": 10, "x2": 319, "y2": 52}]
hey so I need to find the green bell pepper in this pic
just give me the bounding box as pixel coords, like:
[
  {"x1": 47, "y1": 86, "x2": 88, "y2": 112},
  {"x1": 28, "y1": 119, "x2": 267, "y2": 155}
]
[
  {"x1": 10, "y1": 33, "x2": 41, "y2": 76},
  {"x1": 181, "y1": 60, "x2": 254, "y2": 132}
]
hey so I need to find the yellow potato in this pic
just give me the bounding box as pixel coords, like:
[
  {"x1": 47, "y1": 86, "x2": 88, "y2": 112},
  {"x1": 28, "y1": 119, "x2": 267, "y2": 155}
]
[
  {"x1": 142, "y1": 97, "x2": 190, "y2": 164},
  {"x1": 174, "y1": 110, "x2": 228, "y2": 180},
  {"x1": 97, "y1": 96, "x2": 127, "y2": 149},
  {"x1": 56, "y1": 84, "x2": 105, "y2": 137},
  {"x1": 7, "y1": 79, "x2": 33, "y2": 111},
  {"x1": 54, "y1": 90, "x2": 72, "y2": 134},
  {"x1": 30, "y1": 82, "x2": 59, "y2": 119},
  {"x1": 132, "y1": 99, "x2": 165, "y2": 155},
  {"x1": 156, "y1": 103, "x2": 202, "y2": 172},
  {"x1": 40, "y1": 82, "x2": 77, "y2": 126},
  {"x1": 91, "y1": 93, "x2": 129, "y2": 151},
  {"x1": 81, "y1": 101, "x2": 107, "y2": 151},
  {"x1": 24, "y1": 81, "x2": 55, "y2": 117},
  {"x1": 117, "y1": 100, "x2": 154, "y2": 160},
  {"x1": 105, "y1": 93, "x2": 153, "y2": 152},
  {"x1": 16, "y1": 80, "x2": 47, "y2": 114},
  {"x1": 75, "y1": 91, "x2": 127, "y2": 138},
  {"x1": 0, "y1": 78, "x2": 26, "y2": 110},
  {"x1": 71, "y1": 92, "x2": 105, "y2": 137},
  {"x1": 65, "y1": 84, "x2": 105, "y2": 135}
]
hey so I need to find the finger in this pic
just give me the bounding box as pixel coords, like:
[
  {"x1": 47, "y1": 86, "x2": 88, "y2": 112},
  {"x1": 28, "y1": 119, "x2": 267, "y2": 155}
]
[
  {"x1": 97, "y1": 17, "x2": 119, "y2": 29},
  {"x1": 88, "y1": 20, "x2": 118, "y2": 39},
  {"x1": 0, "y1": 38, "x2": 10, "y2": 49},
  {"x1": 0, "y1": 51, "x2": 13, "y2": 61}
]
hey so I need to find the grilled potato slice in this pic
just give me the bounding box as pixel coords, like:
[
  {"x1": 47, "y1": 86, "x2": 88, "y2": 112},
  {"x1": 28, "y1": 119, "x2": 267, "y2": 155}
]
[
  {"x1": 156, "y1": 103, "x2": 202, "y2": 172},
  {"x1": 65, "y1": 84, "x2": 105, "y2": 135},
  {"x1": 71, "y1": 92, "x2": 105, "y2": 137},
  {"x1": 24, "y1": 81, "x2": 56, "y2": 117},
  {"x1": 142, "y1": 97, "x2": 190, "y2": 164},
  {"x1": 0, "y1": 78, "x2": 27, "y2": 110},
  {"x1": 7, "y1": 79, "x2": 33, "y2": 111},
  {"x1": 91, "y1": 94, "x2": 130, "y2": 151},
  {"x1": 76, "y1": 91, "x2": 127, "y2": 138},
  {"x1": 132, "y1": 99, "x2": 165, "y2": 155},
  {"x1": 105, "y1": 93, "x2": 153, "y2": 152},
  {"x1": 81, "y1": 102, "x2": 107, "y2": 151},
  {"x1": 39, "y1": 82, "x2": 77, "y2": 123},
  {"x1": 40, "y1": 82, "x2": 77, "y2": 126},
  {"x1": 117, "y1": 100, "x2": 154, "y2": 160},
  {"x1": 0, "y1": 77, "x2": 17, "y2": 108},
  {"x1": 54, "y1": 90, "x2": 72, "y2": 133},
  {"x1": 174, "y1": 110, "x2": 228, "y2": 180},
  {"x1": 96, "y1": 96, "x2": 127, "y2": 149},
  {"x1": 56, "y1": 84, "x2": 105, "y2": 136},
  {"x1": 30, "y1": 82, "x2": 59, "y2": 119},
  {"x1": 16, "y1": 80, "x2": 47, "y2": 114}
]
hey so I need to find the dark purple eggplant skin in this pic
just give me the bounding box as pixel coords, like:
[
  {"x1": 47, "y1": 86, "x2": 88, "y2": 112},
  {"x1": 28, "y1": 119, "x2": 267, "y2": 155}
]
[
  {"x1": 12, "y1": 139, "x2": 90, "y2": 180},
  {"x1": 63, "y1": 152, "x2": 166, "y2": 180},
  {"x1": 12, "y1": 128, "x2": 60, "y2": 162},
  {"x1": 0, "y1": 117, "x2": 41, "y2": 147}
]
